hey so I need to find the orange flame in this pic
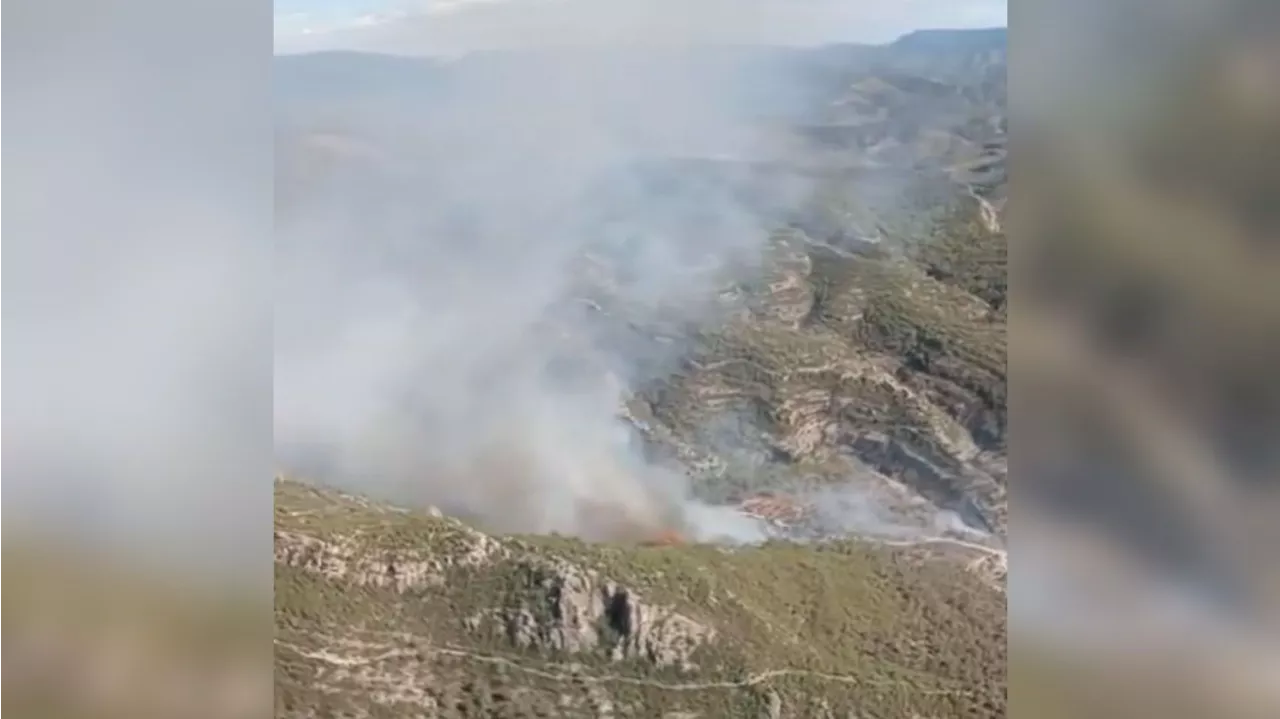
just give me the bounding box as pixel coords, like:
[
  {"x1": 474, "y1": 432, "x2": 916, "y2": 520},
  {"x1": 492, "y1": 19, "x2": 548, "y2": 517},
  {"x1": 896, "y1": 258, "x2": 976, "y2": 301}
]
[{"x1": 641, "y1": 528, "x2": 687, "y2": 547}]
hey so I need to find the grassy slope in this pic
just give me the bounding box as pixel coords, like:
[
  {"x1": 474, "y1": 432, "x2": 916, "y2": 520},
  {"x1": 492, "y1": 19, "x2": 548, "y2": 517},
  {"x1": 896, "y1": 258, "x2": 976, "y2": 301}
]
[{"x1": 275, "y1": 478, "x2": 1005, "y2": 719}]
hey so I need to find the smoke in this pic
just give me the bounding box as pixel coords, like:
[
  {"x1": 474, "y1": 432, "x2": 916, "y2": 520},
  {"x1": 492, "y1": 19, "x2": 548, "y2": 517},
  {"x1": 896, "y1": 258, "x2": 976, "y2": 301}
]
[
  {"x1": 805, "y1": 484, "x2": 987, "y2": 541},
  {"x1": 274, "y1": 21, "x2": 817, "y2": 542}
]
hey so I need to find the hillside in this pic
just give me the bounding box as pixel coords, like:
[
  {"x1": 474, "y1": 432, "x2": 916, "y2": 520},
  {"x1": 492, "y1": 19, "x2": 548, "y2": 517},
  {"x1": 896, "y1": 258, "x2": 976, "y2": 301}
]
[
  {"x1": 275, "y1": 26, "x2": 1008, "y2": 718},
  {"x1": 276, "y1": 478, "x2": 1006, "y2": 719}
]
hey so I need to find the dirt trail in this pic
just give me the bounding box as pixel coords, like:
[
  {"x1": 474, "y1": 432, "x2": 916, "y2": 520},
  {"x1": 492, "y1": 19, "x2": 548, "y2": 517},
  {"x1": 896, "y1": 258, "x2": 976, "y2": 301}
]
[{"x1": 275, "y1": 638, "x2": 977, "y2": 698}]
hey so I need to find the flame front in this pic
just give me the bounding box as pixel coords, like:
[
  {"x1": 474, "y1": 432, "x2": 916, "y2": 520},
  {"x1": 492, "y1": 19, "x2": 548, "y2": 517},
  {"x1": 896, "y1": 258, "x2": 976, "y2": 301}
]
[{"x1": 642, "y1": 528, "x2": 687, "y2": 546}]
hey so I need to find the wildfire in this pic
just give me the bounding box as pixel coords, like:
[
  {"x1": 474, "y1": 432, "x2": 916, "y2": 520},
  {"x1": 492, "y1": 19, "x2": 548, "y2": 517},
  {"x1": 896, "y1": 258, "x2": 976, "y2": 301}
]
[{"x1": 641, "y1": 528, "x2": 687, "y2": 547}]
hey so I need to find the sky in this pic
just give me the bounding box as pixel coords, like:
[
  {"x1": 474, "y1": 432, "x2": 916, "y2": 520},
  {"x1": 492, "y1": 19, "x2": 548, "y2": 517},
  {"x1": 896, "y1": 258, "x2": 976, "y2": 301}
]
[{"x1": 274, "y1": 0, "x2": 1008, "y2": 55}]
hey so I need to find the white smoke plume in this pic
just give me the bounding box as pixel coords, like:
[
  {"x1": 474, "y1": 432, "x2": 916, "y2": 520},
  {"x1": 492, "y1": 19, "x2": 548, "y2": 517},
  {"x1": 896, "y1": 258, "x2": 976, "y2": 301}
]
[{"x1": 273, "y1": 11, "x2": 825, "y2": 542}]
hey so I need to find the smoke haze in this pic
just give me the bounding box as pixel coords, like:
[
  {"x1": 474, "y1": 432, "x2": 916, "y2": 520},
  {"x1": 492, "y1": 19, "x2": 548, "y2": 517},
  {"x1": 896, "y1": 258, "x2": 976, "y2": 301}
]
[
  {"x1": 276, "y1": 0, "x2": 1009, "y2": 55},
  {"x1": 273, "y1": 23, "x2": 813, "y2": 542}
]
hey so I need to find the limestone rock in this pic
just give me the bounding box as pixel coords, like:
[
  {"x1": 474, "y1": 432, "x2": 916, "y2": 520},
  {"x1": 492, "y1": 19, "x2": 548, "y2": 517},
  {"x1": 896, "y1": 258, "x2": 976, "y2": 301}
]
[{"x1": 497, "y1": 560, "x2": 714, "y2": 671}]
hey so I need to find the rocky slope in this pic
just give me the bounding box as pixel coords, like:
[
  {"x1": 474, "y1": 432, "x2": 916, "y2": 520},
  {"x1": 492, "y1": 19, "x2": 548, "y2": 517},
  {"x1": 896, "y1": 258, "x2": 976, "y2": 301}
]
[
  {"x1": 621, "y1": 199, "x2": 1007, "y2": 540},
  {"x1": 275, "y1": 478, "x2": 1005, "y2": 719}
]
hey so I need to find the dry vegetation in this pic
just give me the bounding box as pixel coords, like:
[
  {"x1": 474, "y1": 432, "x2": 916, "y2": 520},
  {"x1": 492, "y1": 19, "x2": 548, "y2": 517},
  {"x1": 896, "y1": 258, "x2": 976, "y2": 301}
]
[
  {"x1": 275, "y1": 478, "x2": 1006, "y2": 719},
  {"x1": 634, "y1": 196, "x2": 1007, "y2": 536}
]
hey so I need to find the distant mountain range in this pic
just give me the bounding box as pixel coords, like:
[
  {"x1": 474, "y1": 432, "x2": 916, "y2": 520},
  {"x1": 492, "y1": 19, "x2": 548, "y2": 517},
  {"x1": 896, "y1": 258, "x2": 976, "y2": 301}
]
[{"x1": 276, "y1": 26, "x2": 1007, "y2": 208}]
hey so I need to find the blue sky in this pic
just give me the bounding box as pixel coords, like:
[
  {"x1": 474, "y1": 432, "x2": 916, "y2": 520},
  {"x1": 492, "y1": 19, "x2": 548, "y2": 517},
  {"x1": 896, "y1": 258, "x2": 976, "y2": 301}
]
[{"x1": 275, "y1": 0, "x2": 1007, "y2": 55}]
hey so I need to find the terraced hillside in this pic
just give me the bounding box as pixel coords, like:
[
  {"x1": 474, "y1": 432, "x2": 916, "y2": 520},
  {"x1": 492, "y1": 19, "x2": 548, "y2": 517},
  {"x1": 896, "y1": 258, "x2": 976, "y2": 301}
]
[{"x1": 628, "y1": 204, "x2": 1008, "y2": 538}]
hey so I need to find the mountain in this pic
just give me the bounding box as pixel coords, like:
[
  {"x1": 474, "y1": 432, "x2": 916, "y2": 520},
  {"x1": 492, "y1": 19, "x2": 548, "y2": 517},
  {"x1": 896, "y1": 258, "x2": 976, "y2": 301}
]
[
  {"x1": 275, "y1": 27, "x2": 1007, "y2": 718},
  {"x1": 891, "y1": 27, "x2": 1008, "y2": 54}
]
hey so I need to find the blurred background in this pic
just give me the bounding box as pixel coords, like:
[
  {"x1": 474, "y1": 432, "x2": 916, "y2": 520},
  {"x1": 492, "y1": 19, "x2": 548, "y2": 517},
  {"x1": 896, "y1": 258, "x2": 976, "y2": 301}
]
[
  {"x1": 3, "y1": 0, "x2": 273, "y2": 717},
  {"x1": 1013, "y1": 0, "x2": 1280, "y2": 717}
]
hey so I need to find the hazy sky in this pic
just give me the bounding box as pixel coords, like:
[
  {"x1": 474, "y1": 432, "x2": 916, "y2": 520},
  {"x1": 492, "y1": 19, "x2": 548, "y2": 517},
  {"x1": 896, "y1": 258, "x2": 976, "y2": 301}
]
[{"x1": 275, "y1": 0, "x2": 1007, "y2": 55}]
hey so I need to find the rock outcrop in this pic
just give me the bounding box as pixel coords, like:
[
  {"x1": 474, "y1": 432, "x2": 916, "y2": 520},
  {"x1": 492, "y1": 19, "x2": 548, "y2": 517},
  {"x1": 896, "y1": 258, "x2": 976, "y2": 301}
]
[{"x1": 483, "y1": 559, "x2": 715, "y2": 671}]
